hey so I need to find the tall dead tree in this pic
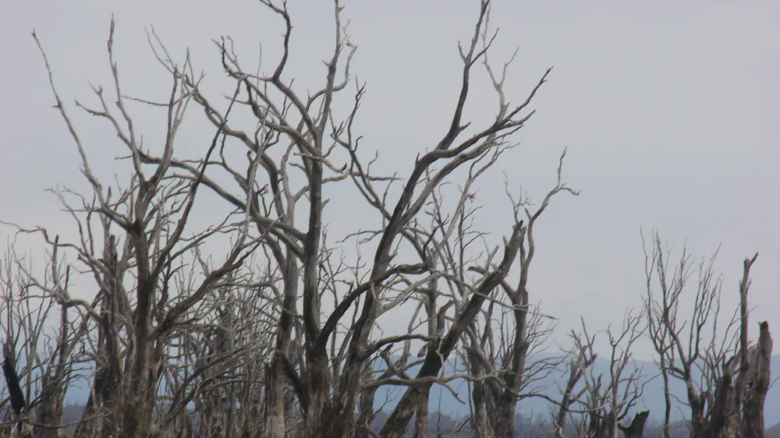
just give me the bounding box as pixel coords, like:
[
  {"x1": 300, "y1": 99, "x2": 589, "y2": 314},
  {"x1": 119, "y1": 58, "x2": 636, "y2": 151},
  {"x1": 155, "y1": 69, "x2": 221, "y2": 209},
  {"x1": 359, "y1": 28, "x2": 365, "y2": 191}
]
[
  {"x1": 459, "y1": 150, "x2": 577, "y2": 438},
  {"x1": 28, "y1": 19, "x2": 263, "y2": 437},
  {"x1": 644, "y1": 232, "x2": 772, "y2": 438},
  {"x1": 736, "y1": 256, "x2": 772, "y2": 438}
]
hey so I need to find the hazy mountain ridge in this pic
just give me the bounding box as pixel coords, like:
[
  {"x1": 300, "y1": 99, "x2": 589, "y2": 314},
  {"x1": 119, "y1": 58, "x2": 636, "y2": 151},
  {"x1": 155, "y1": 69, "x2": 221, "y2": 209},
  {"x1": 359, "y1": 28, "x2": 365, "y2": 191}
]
[
  {"x1": 373, "y1": 354, "x2": 780, "y2": 426},
  {"x1": 57, "y1": 354, "x2": 779, "y2": 428}
]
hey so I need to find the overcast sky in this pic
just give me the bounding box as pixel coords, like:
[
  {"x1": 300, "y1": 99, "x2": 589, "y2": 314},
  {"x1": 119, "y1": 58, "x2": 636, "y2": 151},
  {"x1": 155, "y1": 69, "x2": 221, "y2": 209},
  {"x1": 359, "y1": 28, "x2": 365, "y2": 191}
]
[{"x1": 1, "y1": 0, "x2": 778, "y2": 358}]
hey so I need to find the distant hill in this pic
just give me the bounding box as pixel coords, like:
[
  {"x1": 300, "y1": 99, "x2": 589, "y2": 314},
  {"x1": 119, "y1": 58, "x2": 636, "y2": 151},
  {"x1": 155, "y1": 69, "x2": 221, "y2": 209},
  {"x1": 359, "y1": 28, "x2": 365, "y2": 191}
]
[
  {"x1": 48, "y1": 355, "x2": 779, "y2": 436},
  {"x1": 767, "y1": 421, "x2": 780, "y2": 438},
  {"x1": 59, "y1": 353, "x2": 780, "y2": 426},
  {"x1": 373, "y1": 354, "x2": 780, "y2": 426}
]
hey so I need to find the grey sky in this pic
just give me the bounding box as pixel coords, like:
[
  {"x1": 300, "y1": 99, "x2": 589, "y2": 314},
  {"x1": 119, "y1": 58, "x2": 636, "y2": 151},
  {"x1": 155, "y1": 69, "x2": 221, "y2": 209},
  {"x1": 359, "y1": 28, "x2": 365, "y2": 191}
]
[{"x1": 1, "y1": 0, "x2": 778, "y2": 358}]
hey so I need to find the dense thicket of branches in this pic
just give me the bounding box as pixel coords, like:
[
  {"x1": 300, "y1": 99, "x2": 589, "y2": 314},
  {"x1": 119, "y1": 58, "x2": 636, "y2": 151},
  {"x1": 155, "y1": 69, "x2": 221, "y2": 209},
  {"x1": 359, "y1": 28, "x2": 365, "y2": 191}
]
[{"x1": 0, "y1": 1, "x2": 771, "y2": 437}]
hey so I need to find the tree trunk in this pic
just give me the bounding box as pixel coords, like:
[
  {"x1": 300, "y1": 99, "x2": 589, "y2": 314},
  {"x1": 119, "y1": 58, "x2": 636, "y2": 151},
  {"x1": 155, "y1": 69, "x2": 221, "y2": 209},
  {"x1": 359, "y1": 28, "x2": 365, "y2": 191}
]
[
  {"x1": 619, "y1": 411, "x2": 649, "y2": 438},
  {"x1": 118, "y1": 225, "x2": 159, "y2": 438},
  {"x1": 121, "y1": 338, "x2": 156, "y2": 438},
  {"x1": 303, "y1": 351, "x2": 333, "y2": 438},
  {"x1": 413, "y1": 390, "x2": 429, "y2": 438},
  {"x1": 2, "y1": 344, "x2": 26, "y2": 435},
  {"x1": 489, "y1": 396, "x2": 517, "y2": 438},
  {"x1": 686, "y1": 388, "x2": 706, "y2": 438},
  {"x1": 468, "y1": 351, "x2": 489, "y2": 438},
  {"x1": 742, "y1": 322, "x2": 773, "y2": 438},
  {"x1": 660, "y1": 365, "x2": 671, "y2": 438},
  {"x1": 264, "y1": 360, "x2": 287, "y2": 438},
  {"x1": 264, "y1": 251, "x2": 299, "y2": 438},
  {"x1": 708, "y1": 368, "x2": 737, "y2": 438}
]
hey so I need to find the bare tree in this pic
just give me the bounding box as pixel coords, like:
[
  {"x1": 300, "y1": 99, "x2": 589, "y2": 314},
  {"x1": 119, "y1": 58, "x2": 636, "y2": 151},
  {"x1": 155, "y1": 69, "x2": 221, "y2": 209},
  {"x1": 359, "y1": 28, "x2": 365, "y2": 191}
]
[
  {"x1": 0, "y1": 241, "x2": 92, "y2": 438},
  {"x1": 580, "y1": 313, "x2": 646, "y2": 438},
  {"x1": 643, "y1": 232, "x2": 772, "y2": 438},
  {"x1": 551, "y1": 314, "x2": 648, "y2": 438},
  {"x1": 24, "y1": 17, "x2": 265, "y2": 437},
  {"x1": 552, "y1": 324, "x2": 598, "y2": 438},
  {"x1": 5, "y1": 0, "x2": 586, "y2": 437},
  {"x1": 735, "y1": 256, "x2": 772, "y2": 438},
  {"x1": 458, "y1": 150, "x2": 576, "y2": 438}
]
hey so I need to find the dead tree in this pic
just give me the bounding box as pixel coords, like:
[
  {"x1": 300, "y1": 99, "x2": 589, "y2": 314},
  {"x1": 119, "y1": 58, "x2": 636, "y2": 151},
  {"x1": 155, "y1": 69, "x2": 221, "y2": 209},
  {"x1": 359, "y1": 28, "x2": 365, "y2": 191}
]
[
  {"x1": 458, "y1": 150, "x2": 576, "y2": 438},
  {"x1": 28, "y1": 18, "x2": 263, "y2": 436},
  {"x1": 18, "y1": 0, "x2": 570, "y2": 437},
  {"x1": 559, "y1": 314, "x2": 647, "y2": 438},
  {"x1": 736, "y1": 257, "x2": 772, "y2": 438},
  {"x1": 0, "y1": 243, "x2": 88, "y2": 438},
  {"x1": 644, "y1": 232, "x2": 771, "y2": 438},
  {"x1": 618, "y1": 411, "x2": 649, "y2": 438},
  {"x1": 552, "y1": 322, "x2": 598, "y2": 438},
  {"x1": 2, "y1": 341, "x2": 27, "y2": 435}
]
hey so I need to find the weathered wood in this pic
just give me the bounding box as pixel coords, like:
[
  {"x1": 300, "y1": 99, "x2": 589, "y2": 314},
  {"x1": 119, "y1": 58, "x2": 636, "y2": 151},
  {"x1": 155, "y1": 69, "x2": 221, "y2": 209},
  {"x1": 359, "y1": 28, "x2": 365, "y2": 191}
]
[
  {"x1": 619, "y1": 411, "x2": 649, "y2": 438},
  {"x1": 742, "y1": 322, "x2": 773, "y2": 438}
]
